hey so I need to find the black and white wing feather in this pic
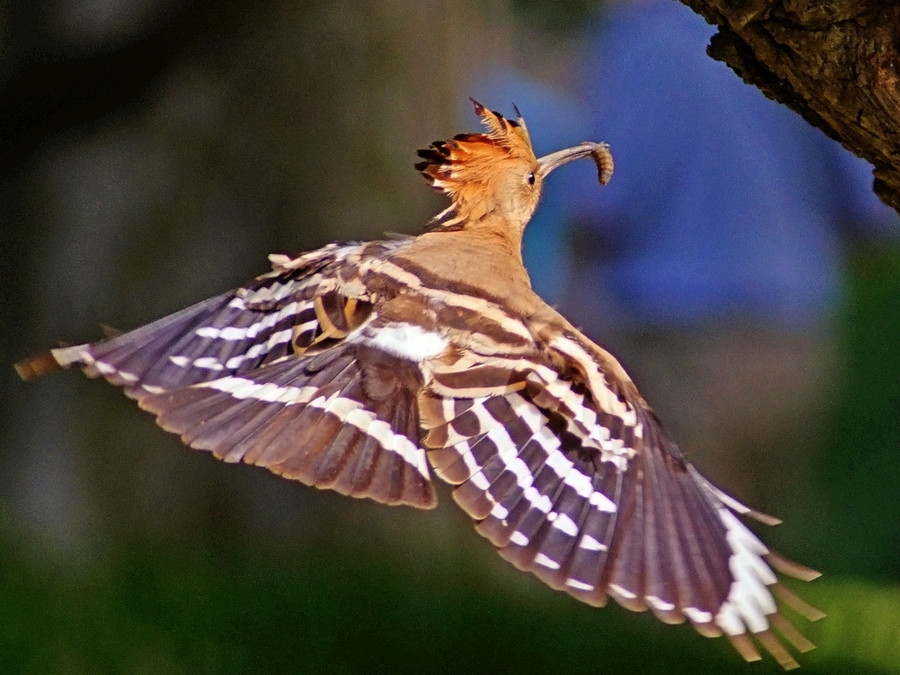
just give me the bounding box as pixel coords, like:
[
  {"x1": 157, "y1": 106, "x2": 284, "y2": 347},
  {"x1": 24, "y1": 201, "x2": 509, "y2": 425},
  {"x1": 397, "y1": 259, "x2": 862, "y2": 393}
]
[
  {"x1": 27, "y1": 241, "x2": 436, "y2": 508},
  {"x1": 418, "y1": 321, "x2": 822, "y2": 669}
]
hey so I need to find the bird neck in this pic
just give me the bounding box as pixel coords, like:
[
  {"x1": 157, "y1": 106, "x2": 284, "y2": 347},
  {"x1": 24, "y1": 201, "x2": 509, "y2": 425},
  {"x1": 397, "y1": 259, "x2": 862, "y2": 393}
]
[{"x1": 392, "y1": 219, "x2": 538, "y2": 314}]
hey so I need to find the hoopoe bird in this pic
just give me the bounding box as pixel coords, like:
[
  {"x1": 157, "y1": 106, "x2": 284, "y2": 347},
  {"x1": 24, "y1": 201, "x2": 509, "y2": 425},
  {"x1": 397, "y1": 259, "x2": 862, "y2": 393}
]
[{"x1": 16, "y1": 100, "x2": 822, "y2": 668}]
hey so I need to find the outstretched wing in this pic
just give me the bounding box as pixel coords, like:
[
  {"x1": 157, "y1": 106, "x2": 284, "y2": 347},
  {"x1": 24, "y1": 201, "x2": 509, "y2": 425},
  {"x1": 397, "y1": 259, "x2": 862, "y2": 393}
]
[
  {"x1": 21, "y1": 241, "x2": 436, "y2": 508},
  {"x1": 419, "y1": 324, "x2": 821, "y2": 669},
  {"x1": 18, "y1": 235, "x2": 822, "y2": 666}
]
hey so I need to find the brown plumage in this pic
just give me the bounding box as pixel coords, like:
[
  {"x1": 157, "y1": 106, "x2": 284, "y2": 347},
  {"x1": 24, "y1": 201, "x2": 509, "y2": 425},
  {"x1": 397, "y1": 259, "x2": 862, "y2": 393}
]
[{"x1": 16, "y1": 99, "x2": 821, "y2": 669}]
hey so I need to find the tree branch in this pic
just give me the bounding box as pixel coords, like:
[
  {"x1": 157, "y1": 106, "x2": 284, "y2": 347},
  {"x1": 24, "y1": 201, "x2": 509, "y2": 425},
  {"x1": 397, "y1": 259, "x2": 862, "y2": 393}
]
[{"x1": 680, "y1": 0, "x2": 900, "y2": 212}]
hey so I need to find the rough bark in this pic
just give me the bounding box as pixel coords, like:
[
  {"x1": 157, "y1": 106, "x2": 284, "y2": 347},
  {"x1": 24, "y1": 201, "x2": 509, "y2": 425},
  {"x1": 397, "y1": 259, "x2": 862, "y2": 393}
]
[{"x1": 680, "y1": 0, "x2": 900, "y2": 212}]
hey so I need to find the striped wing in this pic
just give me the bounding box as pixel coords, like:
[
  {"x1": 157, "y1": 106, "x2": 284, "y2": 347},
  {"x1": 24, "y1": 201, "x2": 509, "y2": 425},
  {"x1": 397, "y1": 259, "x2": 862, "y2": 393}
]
[
  {"x1": 419, "y1": 327, "x2": 821, "y2": 669},
  {"x1": 48, "y1": 244, "x2": 366, "y2": 396},
  {"x1": 35, "y1": 241, "x2": 436, "y2": 508},
  {"x1": 21, "y1": 235, "x2": 821, "y2": 667}
]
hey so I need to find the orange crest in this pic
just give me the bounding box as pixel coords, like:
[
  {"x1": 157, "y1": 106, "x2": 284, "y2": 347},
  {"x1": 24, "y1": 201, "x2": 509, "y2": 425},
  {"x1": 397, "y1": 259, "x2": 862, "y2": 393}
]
[
  {"x1": 416, "y1": 99, "x2": 539, "y2": 229},
  {"x1": 416, "y1": 99, "x2": 612, "y2": 232}
]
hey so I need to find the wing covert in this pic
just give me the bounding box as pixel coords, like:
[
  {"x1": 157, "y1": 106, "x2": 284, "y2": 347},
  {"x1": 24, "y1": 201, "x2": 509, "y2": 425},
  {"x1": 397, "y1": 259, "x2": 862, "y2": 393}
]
[{"x1": 47, "y1": 243, "x2": 370, "y2": 398}]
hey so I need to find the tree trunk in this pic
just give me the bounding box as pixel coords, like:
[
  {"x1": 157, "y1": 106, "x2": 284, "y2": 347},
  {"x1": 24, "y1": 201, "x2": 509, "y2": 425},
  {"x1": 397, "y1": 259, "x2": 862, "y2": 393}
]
[{"x1": 680, "y1": 0, "x2": 900, "y2": 212}]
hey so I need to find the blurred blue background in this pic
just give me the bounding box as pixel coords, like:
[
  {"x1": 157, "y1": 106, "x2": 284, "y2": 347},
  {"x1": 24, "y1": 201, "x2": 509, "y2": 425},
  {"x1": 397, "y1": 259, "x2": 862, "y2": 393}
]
[{"x1": 3, "y1": 1, "x2": 899, "y2": 672}]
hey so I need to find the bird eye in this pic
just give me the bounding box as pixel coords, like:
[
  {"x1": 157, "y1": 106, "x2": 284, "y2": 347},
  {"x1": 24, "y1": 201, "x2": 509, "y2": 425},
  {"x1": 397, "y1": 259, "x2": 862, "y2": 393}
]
[{"x1": 527, "y1": 172, "x2": 536, "y2": 185}]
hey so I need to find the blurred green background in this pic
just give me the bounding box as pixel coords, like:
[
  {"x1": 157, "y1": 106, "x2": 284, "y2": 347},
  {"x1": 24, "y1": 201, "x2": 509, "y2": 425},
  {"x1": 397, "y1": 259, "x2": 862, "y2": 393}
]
[{"x1": 2, "y1": 1, "x2": 898, "y2": 673}]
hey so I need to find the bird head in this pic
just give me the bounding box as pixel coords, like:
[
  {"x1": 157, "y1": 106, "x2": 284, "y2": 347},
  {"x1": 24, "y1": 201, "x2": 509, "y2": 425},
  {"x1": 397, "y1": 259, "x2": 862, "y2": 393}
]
[{"x1": 416, "y1": 99, "x2": 612, "y2": 234}]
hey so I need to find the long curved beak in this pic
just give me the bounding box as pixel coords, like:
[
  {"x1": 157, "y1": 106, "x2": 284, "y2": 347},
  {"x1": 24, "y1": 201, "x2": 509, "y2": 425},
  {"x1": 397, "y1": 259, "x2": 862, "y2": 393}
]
[{"x1": 537, "y1": 141, "x2": 614, "y2": 185}]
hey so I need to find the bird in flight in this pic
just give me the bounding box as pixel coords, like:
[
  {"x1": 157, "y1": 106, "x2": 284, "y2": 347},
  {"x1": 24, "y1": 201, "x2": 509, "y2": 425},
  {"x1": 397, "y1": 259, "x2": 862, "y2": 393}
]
[{"x1": 16, "y1": 99, "x2": 822, "y2": 669}]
